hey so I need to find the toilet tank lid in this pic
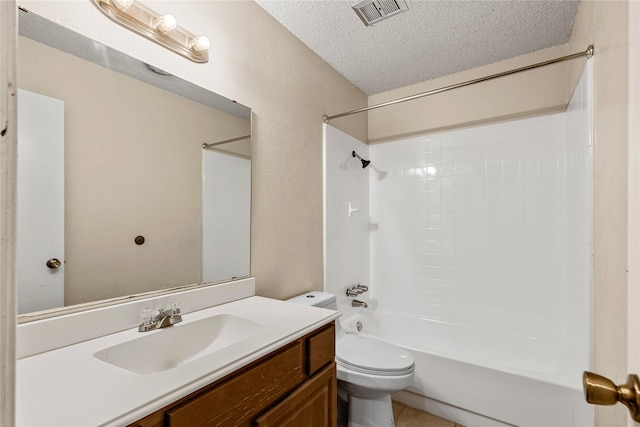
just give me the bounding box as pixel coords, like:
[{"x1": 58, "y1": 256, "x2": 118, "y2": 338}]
[{"x1": 286, "y1": 291, "x2": 336, "y2": 308}]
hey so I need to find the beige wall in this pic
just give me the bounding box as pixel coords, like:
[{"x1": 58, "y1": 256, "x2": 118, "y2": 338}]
[
  {"x1": 628, "y1": 5, "x2": 640, "y2": 417},
  {"x1": 367, "y1": 44, "x2": 575, "y2": 143},
  {"x1": 18, "y1": 36, "x2": 250, "y2": 305},
  {"x1": 0, "y1": 1, "x2": 17, "y2": 425},
  {"x1": 569, "y1": 1, "x2": 633, "y2": 425},
  {"x1": 18, "y1": 0, "x2": 368, "y2": 302}
]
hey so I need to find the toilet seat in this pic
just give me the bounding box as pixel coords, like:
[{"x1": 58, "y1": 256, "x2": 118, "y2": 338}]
[{"x1": 336, "y1": 334, "x2": 415, "y2": 376}]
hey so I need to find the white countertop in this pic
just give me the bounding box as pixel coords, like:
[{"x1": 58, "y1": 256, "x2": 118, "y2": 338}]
[{"x1": 16, "y1": 296, "x2": 339, "y2": 427}]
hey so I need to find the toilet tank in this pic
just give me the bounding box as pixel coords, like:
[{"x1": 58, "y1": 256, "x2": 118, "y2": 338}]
[{"x1": 286, "y1": 291, "x2": 337, "y2": 310}]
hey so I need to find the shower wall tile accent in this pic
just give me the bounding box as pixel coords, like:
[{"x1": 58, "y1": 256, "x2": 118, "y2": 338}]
[
  {"x1": 369, "y1": 65, "x2": 592, "y2": 357},
  {"x1": 323, "y1": 125, "x2": 370, "y2": 315}
]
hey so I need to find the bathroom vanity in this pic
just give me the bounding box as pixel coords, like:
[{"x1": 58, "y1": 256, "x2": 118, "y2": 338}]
[
  {"x1": 131, "y1": 323, "x2": 335, "y2": 426},
  {"x1": 16, "y1": 282, "x2": 339, "y2": 426},
  {"x1": 14, "y1": 5, "x2": 337, "y2": 426}
]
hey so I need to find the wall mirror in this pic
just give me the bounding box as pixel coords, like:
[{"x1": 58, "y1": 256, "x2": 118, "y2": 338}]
[{"x1": 17, "y1": 8, "x2": 252, "y2": 321}]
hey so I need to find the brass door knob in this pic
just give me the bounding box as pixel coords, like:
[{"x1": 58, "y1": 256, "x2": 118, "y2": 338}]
[
  {"x1": 583, "y1": 371, "x2": 640, "y2": 421},
  {"x1": 46, "y1": 258, "x2": 61, "y2": 269}
]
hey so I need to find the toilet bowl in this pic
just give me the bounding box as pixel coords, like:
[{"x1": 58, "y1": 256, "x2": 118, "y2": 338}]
[{"x1": 287, "y1": 291, "x2": 414, "y2": 427}]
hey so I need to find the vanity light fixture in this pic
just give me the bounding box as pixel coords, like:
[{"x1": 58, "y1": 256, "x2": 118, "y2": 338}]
[
  {"x1": 91, "y1": 0, "x2": 210, "y2": 63},
  {"x1": 156, "y1": 14, "x2": 178, "y2": 34},
  {"x1": 111, "y1": 0, "x2": 133, "y2": 11}
]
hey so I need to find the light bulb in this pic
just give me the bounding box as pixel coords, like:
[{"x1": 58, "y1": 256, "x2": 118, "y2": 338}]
[
  {"x1": 112, "y1": 0, "x2": 133, "y2": 11},
  {"x1": 191, "y1": 36, "x2": 210, "y2": 52},
  {"x1": 156, "y1": 14, "x2": 177, "y2": 33}
]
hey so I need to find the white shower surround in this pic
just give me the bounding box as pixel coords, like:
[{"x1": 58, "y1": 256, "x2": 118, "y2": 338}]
[{"x1": 323, "y1": 62, "x2": 593, "y2": 426}]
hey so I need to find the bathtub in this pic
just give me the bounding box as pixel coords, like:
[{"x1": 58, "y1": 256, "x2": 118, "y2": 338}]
[{"x1": 341, "y1": 310, "x2": 593, "y2": 427}]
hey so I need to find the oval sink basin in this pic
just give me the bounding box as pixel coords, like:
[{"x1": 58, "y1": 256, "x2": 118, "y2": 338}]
[{"x1": 93, "y1": 314, "x2": 266, "y2": 375}]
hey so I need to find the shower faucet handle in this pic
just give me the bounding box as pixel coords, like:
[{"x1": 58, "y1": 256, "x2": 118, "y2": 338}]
[
  {"x1": 346, "y1": 285, "x2": 368, "y2": 297},
  {"x1": 346, "y1": 287, "x2": 360, "y2": 297}
]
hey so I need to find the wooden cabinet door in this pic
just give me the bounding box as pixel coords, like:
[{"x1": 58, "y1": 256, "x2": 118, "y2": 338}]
[
  {"x1": 166, "y1": 342, "x2": 305, "y2": 427},
  {"x1": 254, "y1": 364, "x2": 337, "y2": 427}
]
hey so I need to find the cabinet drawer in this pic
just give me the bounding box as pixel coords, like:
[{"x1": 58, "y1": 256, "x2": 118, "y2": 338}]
[
  {"x1": 306, "y1": 323, "x2": 335, "y2": 376},
  {"x1": 166, "y1": 341, "x2": 305, "y2": 426}
]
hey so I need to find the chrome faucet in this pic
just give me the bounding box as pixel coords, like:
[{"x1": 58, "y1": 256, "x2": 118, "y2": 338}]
[
  {"x1": 352, "y1": 300, "x2": 368, "y2": 308},
  {"x1": 346, "y1": 284, "x2": 369, "y2": 297},
  {"x1": 139, "y1": 302, "x2": 182, "y2": 332},
  {"x1": 346, "y1": 287, "x2": 361, "y2": 297}
]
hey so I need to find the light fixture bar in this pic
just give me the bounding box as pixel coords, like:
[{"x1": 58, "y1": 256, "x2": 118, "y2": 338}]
[{"x1": 91, "y1": 0, "x2": 209, "y2": 63}]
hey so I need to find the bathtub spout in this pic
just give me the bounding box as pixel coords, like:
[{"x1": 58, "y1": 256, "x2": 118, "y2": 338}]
[{"x1": 352, "y1": 300, "x2": 368, "y2": 308}]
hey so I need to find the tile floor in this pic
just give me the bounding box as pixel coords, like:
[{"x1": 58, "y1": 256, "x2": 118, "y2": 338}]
[{"x1": 393, "y1": 401, "x2": 466, "y2": 427}]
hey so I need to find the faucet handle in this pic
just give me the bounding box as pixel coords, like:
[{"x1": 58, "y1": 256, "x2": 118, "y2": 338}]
[
  {"x1": 356, "y1": 284, "x2": 369, "y2": 292},
  {"x1": 165, "y1": 301, "x2": 180, "y2": 314},
  {"x1": 346, "y1": 287, "x2": 361, "y2": 297},
  {"x1": 140, "y1": 307, "x2": 154, "y2": 325}
]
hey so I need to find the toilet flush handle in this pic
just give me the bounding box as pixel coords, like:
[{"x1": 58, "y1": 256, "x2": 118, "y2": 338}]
[{"x1": 583, "y1": 371, "x2": 640, "y2": 421}]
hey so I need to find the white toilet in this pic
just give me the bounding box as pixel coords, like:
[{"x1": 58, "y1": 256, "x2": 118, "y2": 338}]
[{"x1": 287, "y1": 291, "x2": 415, "y2": 427}]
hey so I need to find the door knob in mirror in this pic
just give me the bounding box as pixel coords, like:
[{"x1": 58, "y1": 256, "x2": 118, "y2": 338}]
[
  {"x1": 583, "y1": 371, "x2": 640, "y2": 421},
  {"x1": 46, "y1": 258, "x2": 61, "y2": 269}
]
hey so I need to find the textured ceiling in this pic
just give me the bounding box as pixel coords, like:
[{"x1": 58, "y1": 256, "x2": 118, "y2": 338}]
[{"x1": 255, "y1": 0, "x2": 579, "y2": 95}]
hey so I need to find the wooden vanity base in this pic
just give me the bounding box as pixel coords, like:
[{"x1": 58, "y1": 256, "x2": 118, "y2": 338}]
[{"x1": 129, "y1": 322, "x2": 336, "y2": 427}]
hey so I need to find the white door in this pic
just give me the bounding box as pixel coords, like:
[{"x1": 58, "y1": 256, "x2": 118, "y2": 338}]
[
  {"x1": 202, "y1": 149, "x2": 250, "y2": 283},
  {"x1": 17, "y1": 89, "x2": 64, "y2": 314}
]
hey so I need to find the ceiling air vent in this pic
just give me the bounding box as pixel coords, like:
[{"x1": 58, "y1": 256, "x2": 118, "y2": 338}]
[{"x1": 352, "y1": 0, "x2": 409, "y2": 27}]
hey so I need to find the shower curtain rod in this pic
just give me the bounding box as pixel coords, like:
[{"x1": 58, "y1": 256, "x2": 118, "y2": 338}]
[
  {"x1": 322, "y1": 45, "x2": 594, "y2": 123},
  {"x1": 202, "y1": 134, "x2": 251, "y2": 150}
]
